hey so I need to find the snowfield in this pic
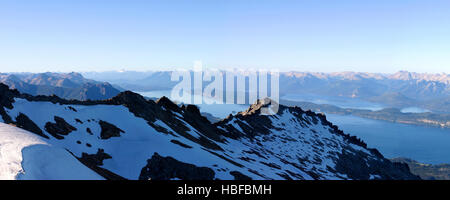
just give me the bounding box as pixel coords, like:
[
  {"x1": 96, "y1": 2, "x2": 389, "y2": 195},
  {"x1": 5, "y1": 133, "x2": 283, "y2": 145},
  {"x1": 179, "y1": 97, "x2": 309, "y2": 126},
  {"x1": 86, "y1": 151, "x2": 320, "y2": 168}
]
[
  {"x1": 0, "y1": 122, "x2": 103, "y2": 180},
  {"x1": 5, "y1": 99, "x2": 257, "y2": 180}
]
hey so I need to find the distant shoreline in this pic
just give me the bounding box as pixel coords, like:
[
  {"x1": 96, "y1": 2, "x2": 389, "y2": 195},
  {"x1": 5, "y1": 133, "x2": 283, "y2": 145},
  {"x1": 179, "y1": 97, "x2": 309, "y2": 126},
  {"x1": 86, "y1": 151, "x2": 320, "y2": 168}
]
[{"x1": 280, "y1": 99, "x2": 450, "y2": 129}]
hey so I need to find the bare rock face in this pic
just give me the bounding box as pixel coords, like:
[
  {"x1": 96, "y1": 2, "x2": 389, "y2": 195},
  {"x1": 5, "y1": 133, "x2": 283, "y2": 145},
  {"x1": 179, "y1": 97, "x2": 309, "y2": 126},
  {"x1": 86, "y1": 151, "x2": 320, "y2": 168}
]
[
  {"x1": 99, "y1": 120, "x2": 124, "y2": 139},
  {"x1": 71, "y1": 149, "x2": 126, "y2": 180},
  {"x1": 139, "y1": 153, "x2": 215, "y2": 180},
  {"x1": 0, "y1": 83, "x2": 20, "y2": 123},
  {"x1": 0, "y1": 83, "x2": 20, "y2": 109},
  {"x1": 15, "y1": 113, "x2": 49, "y2": 139},
  {"x1": 156, "y1": 96, "x2": 181, "y2": 112},
  {"x1": 44, "y1": 116, "x2": 77, "y2": 139},
  {"x1": 229, "y1": 171, "x2": 252, "y2": 180},
  {"x1": 80, "y1": 149, "x2": 112, "y2": 166}
]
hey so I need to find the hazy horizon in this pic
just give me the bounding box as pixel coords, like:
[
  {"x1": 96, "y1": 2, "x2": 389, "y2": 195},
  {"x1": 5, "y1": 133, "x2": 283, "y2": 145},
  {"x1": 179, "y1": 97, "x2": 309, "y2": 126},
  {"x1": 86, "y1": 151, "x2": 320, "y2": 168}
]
[
  {"x1": 1, "y1": 0, "x2": 450, "y2": 73},
  {"x1": 2, "y1": 69, "x2": 450, "y2": 76}
]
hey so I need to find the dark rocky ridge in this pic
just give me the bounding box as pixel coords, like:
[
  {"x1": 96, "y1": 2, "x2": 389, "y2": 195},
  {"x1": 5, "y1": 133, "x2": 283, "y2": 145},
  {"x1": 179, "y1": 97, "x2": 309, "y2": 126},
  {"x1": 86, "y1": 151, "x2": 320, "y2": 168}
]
[
  {"x1": 0, "y1": 83, "x2": 225, "y2": 151},
  {"x1": 139, "y1": 153, "x2": 215, "y2": 180},
  {"x1": 335, "y1": 148, "x2": 415, "y2": 180},
  {"x1": 215, "y1": 98, "x2": 419, "y2": 180},
  {"x1": 99, "y1": 120, "x2": 125, "y2": 139},
  {"x1": 15, "y1": 113, "x2": 49, "y2": 139},
  {"x1": 217, "y1": 98, "x2": 369, "y2": 148}
]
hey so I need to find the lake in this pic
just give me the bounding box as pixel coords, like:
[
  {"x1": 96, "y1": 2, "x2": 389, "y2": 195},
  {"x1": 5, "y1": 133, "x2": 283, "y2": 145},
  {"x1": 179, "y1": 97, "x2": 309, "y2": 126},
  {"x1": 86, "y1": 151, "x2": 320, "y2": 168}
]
[
  {"x1": 326, "y1": 114, "x2": 450, "y2": 164},
  {"x1": 281, "y1": 93, "x2": 385, "y2": 111},
  {"x1": 137, "y1": 90, "x2": 248, "y2": 118}
]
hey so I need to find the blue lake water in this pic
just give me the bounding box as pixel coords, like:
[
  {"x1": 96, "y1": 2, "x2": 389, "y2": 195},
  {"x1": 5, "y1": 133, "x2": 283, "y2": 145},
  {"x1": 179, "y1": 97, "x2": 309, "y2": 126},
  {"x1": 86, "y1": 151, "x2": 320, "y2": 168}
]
[
  {"x1": 326, "y1": 114, "x2": 450, "y2": 164},
  {"x1": 281, "y1": 94, "x2": 385, "y2": 111},
  {"x1": 137, "y1": 90, "x2": 248, "y2": 118}
]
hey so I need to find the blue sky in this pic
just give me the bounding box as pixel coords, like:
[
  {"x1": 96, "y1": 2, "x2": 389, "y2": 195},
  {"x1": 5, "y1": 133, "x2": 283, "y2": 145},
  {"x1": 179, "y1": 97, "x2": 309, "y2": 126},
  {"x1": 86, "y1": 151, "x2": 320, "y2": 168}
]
[{"x1": 0, "y1": 0, "x2": 449, "y2": 73}]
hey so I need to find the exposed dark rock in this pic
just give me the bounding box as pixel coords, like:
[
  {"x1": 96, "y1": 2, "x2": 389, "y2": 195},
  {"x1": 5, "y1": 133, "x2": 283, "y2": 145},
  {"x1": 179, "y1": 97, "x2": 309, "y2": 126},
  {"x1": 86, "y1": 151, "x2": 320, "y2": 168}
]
[
  {"x1": 335, "y1": 149, "x2": 420, "y2": 180},
  {"x1": 170, "y1": 139, "x2": 193, "y2": 149},
  {"x1": 239, "y1": 156, "x2": 256, "y2": 162},
  {"x1": 86, "y1": 127, "x2": 93, "y2": 135},
  {"x1": 0, "y1": 83, "x2": 20, "y2": 123},
  {"x1": 0, "y1": 83, "x2": 20, "y2": 109},
  {"x1": 201, "y1": 112, "x2": 221, "y2": 123},
  {"x1": 260, "y1": 161, "x2": 282, "y2": 170},
  {"x1": 248, "y1": 169, "x2": 269, "y2": 179},
  {"x1": 0, "y1": 108, "x2": 13, "y2": 124},
  {"x1": 216, "y1": 99, "x2": 280, "y2": 139},
  {"x1": 44, "y1": 116, "x2": 77, "y2": 139},
  {"x1": 68, "y1": 106, "x2": 77, "y2": 112},
  {"x1": 276, "y1": 172, "x2": 293, "y2": 180},
  {"x1": 203, "y1": 149, "x2": 244, "y2": 168},
  {"x1": 181, "y1": 104, "x2": 226, "y2": 143},
  {"x1": 110, "y1": 92, "x2": 223, "y2": 150},
  {"x1": 139, "y1": 153, "x2": 215, "y2": 180},
  {"x1": 156, "y1": 96, "x2": 181, "y2": 112},
  {"x1": 70, "y1": 149, "x2": 126, "y2": 180},
  {"x1": 230, "y1": 171, "x2": 252, "y2": 180},
  {"x1": 99, "y1": 120, "x2": 124, "y2": 139},
  {"x1": 15, "y1": 113, "x2": 49, "y2": 139},
  {"x1": 80, "y1": 149, "x2": 112, "y2": 166}
]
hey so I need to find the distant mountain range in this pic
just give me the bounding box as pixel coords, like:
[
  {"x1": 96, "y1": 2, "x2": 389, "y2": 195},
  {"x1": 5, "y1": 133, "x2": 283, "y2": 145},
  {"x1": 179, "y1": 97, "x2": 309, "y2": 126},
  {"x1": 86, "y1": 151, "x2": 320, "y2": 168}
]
[
  {"x1": 280, "y1": 71, "x2": 450, "y2": 110},
  {"x1": 0, "y1": 72, "x2": 121, "y2": 101},
  {"x1": 83, "y1": 70, "x2": 450, "y2": 113},
  {"x1": 83, "y1": 71, "x2": 177, "y2": 91}
]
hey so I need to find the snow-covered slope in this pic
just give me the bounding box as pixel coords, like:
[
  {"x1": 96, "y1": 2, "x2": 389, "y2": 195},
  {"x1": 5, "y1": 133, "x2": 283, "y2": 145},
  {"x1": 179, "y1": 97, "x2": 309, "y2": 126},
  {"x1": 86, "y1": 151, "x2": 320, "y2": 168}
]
[
  {"x1": 0, "y1": 83, "x2": 419, "y2": 180},
  {"x1": 0, "y1": 123, "x2": 103, "y2": 180}
]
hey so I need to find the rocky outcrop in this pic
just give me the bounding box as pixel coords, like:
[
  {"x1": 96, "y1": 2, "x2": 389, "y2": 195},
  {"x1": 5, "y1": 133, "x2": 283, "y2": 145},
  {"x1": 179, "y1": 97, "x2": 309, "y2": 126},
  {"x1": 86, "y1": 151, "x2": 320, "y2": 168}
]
[
  {"x1": 229, "y1": 171, "x2": 252, "y2": 180},
  {"x1": 99, "y1": 120, "x2": 124, "y2": 139},
  {"x1": 15, "y1": 113, "x2": 49, "y2": 139},
  {"x1": 71, "y1": 149, "x2": 126, "y2": 180},
  {"x1": 80, "y1": 149, "x2": 112, "y2": 166},
  {"x1": 0, "y1": 83, "x2": 19, "y2": 109},
  {"x1": 335, "y1": 148, "x2": 419, "y2": 180},
  {"x1": 139, "y1": 153, "x2": 215, "y2": 180},
  {"x1": 44, "y1": 116, "x2": 77, "y2": 139},
  {"x1": 170, "y1": 139, "x2": 193, "y2": 149},
  {"x1": 156, "y1": 96, "x2": 181, "y2": 112},
  {"x1": 0, "y1": 83, "x2": 20, "y2": 123}
]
